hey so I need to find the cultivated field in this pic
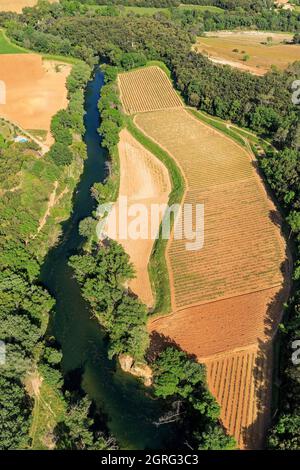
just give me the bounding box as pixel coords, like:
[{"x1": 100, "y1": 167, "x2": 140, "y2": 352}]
[
  {"x1": 135, "y1": 108, "x2": 286, "y2": 310},
  {"x1": 118, "y1": 66, "x2": 183, "y2": 114},
  {"x1": 205, "y1": 344, "x2": 273, "y2": 449},
  {"x1": 194, "y1": 31, "x2": 298, "y2": 75},
  {"x1": 0, "y1": 54, "x2": 71, "y2": 147},
  {"x1": 118, "y1": 66, "x2": 288, "y2": 448},
  {"x1": 0, "y1": 0, "x2": 57, "y2": 12},
  {"x1": 105, "y1": 129, "x2": 171, "y2": 307}
]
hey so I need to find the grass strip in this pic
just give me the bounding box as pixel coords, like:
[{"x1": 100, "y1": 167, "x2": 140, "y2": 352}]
[{"x1": 126, "y1": 116, "x2": 185, "y2": 316}]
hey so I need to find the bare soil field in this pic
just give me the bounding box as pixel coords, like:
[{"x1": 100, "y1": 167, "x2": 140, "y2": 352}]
[
  {"x1": 0, "y1": 0, "x2": 57, "y2": 13},
  {"x1": 0, "y1": 54, "x2": 71, "y2": 147},
  {"x1": 194, "y1": 31, "x2": 298, "y2": 75},
  {"x1": 105, "y1": 129, "x2": 171, "y2": 307},
  {"x1": 149, "y1": 285, "x2": 288, "y2": 360},
  {"x1": 118, "y1": 66, "x2": 288, "y2": 448},
  {"x1": 118, "y1": 66, "x2": 183, "y2": 114}
]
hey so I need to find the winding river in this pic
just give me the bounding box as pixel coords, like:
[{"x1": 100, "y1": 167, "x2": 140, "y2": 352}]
[{"x1": 40, "y1": 68, "x2": 177, "y2": 450}]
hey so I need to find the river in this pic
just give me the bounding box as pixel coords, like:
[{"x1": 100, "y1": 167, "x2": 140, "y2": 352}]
[{"x1": 40, "y1": 68, "x2": 177, "y2": 450}]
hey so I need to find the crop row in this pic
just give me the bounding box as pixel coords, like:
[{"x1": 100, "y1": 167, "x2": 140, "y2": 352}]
[{"x1": 119, "y1": 66, "x2": 183, "y2": 114}]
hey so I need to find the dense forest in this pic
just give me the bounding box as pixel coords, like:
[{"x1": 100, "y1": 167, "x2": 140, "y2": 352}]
[{"x1": 0, "y1": 0, "x2": 299, "y2": 451}]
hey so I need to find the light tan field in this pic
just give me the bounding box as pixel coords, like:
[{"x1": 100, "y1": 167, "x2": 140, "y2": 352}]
[
  {"x1": 194, "y1": 31, "x2": 299, "y2": 75},
  {"x1": 118, "y1": 66, "x2": 289, "y2": 448},
  {"x1": 105, "y1": 129, "x2": 171, "y2": 307},
  {"x1": 118, "y1": 66, "x2": 183, "y2": 114},
  {"x1": 0, "y1": 54, "x2": 71, "y2": 147},
  {"x1": 0, "y1": 0, "x2": 57, "y2": 13}
]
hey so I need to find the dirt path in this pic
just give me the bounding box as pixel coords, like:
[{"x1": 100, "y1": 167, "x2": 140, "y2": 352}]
[
  {"x1": 0, "y1": 115, "x2": 49, "y2": 155},
  {"x1": 32, "y1": 181, "x2": 68, "y2": 239}
]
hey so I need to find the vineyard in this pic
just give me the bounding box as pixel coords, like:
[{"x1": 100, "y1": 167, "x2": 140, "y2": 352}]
[
  {"x1": 118, "y1": 66, "x2": 183, "y2": 115},
  {"x1": 135, "y1": 109, "x2": 286, "y2": 310},
  {"x1": 118, "y1": 66, "x2": 288, "y2": 449},
  {"x1": 205, "y1": 345, "x2": 273, "y2": 449}
]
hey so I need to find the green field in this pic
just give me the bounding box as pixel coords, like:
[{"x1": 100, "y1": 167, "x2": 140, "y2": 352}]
[
  {"x1": 89, "y1": 4, "x2": 224, "y2": 16},
  {"x1": 0, "y1": 30, "x2": 27, "y2": 54},
  {"x1": 178, "y1": 4, "x2": 224, "y2": 13}
]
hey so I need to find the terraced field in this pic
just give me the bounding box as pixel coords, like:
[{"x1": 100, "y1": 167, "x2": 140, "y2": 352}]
[
  {"x1": 118, "y1": 66, "x2": 183, "y2": 114},
  {"x1": 118, "y1": 66, "x2": 288, "y2": 449}
]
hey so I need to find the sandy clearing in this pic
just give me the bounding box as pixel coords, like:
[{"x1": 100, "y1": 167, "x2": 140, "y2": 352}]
[
  {"x1": 0, "y1": 54, "x2": 71, "y2": 147},
  {"x1": 0, "y1": 1, "x2": 57, "y2": 13},
  {"x1": 105, "y1": 129, "x2": 171, "y2": 307},
  {"x1": 194, "y1": 31, "x2": 299, "y2": 75},
  {"x1": 207, "y1": 56, "x2": 266, "y2": 76}
]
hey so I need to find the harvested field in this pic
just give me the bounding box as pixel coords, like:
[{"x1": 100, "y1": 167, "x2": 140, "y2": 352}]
[
  {"x1": 118, "y1": 66, "x2": 288, "y2": 448},
  {"x1": 0, "y1": 0, "x2": 57, "y2": 13},
  {"x1": 0, "y1": 54, "x2": 71, "y2": 147},
  {"x1": 136, "y1": 108, "x2": 286, "y2": 310},
  {"x1": 194, "y1": 31, "x2": 298, "y2": 75},
  {"x1": 118, "y1": 66, "x2": 183, "y2": 114},
  {"x1": 105, "y1": 129, "x2": 171, "y2": 307}
]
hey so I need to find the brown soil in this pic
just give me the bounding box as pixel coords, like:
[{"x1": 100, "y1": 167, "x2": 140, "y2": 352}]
[
  {"x1": 149, "y1": 286, "x2": 287, "y2": 360},
  {"x1": 0, "y1": 1, "x2": 57, "y2": 13},
  {"x1": 0, "y1": 54, "x2": 71, "y2": 147},
  {"x1": 105, "y1": 129, "x2": 171, "y2": 306}
]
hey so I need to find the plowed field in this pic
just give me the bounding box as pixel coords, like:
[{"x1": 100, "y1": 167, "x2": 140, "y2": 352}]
[
  {"x1": 205, "y1": 344, "x2": 273, "y2": 448},
  {"x1": 0, "y1": 54, "x2": 71, "y2": 147}
]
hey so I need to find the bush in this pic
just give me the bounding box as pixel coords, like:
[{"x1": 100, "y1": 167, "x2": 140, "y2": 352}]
[{"x1": 48, "y1": 142, "x2": 73, "y2": 166}]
